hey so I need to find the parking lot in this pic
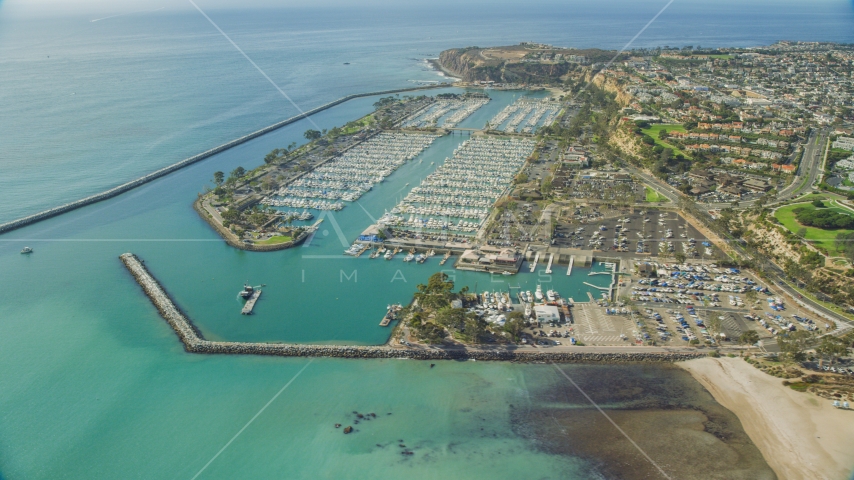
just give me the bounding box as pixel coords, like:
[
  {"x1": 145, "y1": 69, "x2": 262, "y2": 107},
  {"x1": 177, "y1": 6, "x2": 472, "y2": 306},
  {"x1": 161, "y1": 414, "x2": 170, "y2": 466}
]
[
  {"x1": 552, "y1": 171, "x2": 645, "y2": 203},
  {"x1": 620, "y1": 259, "x2": 825, "y2": 345},
  {"x1": 572, "y1": 303, "x2": 634, "y2": 345},
  {"x1": 553, "y1": 207, "x2": 719, "y2": 260}
]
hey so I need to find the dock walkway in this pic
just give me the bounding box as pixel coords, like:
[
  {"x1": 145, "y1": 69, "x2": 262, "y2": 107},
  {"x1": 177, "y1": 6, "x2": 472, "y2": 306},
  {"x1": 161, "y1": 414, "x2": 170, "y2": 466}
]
[
  {"x1": 529, "y1": 251, "x2": 540, "y2": 272},
  {"x1": 242, "y1": 290, "x2": 262, "y2": 315},
  {"x1": 119, "y1": 252, "x2": 704, "y2": 363}
]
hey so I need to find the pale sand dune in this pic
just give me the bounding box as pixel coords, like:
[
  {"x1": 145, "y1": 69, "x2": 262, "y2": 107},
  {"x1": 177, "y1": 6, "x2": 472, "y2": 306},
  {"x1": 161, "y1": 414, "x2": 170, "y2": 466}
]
[{"x1": 681, "y1": 357, "x2": 854, "y2": 480}]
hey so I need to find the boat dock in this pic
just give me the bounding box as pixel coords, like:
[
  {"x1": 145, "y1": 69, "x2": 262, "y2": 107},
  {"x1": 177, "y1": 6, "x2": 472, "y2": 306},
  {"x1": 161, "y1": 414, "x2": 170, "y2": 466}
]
[
  {"x1": 439, "y1": 251, "x2": 451, "y2": 265},
  {"x1": 566, "y1": 255, "x2": 574, "y2": 276},
  {"x1": 380, "y1": 304, "x2": 402, "y2": 326},
  {"x1": 119, "y1": 252, "x2": 704, "y2": 362},
  {"x1": 242, "y1": 290, "x2": 262, "y2": 315},
  {"x1": 529, "y1": 251, "x2": 540, "y2": 272},
  {"x1": 544, "y1": 253, "x2": 554, "y2": 274},
  {"x1": 583, "y1": 282, "x2": 610, "y2": 291}
]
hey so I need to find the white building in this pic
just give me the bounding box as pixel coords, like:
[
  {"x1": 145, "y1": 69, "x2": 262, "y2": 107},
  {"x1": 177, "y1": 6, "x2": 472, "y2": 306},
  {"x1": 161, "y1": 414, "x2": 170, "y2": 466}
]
[
  {"x1": 832, "y1": 137, "x2": 854, "y2": 151},
  {"x1": 534, "y1": 305, "x2": 561, "y2": 323}
]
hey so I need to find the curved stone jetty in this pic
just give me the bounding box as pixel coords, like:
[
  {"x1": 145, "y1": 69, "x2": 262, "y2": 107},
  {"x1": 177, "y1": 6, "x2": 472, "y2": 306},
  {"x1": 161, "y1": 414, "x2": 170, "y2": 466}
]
[
  {"x1": 120, "y1": 253, "x2": 704, "y2": 363},
  {"x1": 0, "y1": 84, "x2": 450, "y2": 236}
]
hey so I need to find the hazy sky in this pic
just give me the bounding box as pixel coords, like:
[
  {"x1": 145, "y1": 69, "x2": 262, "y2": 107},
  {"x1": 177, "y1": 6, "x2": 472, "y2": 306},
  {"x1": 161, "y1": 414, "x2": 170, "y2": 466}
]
[{"x1": 3, "y1": 0, "x2": 852, "y2": 18}]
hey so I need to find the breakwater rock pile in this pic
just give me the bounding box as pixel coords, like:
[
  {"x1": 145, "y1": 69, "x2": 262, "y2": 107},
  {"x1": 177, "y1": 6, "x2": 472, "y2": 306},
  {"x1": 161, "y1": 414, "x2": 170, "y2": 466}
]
[
  {"x1": 120, "y1": 253, "x2": 202, "y2": 346},
  {"x1": 120, "y1": 252, "x2": 704, "y2": 363},
  {"x1": 0, "y1": 84, "x2": 449, "y2": 236}
]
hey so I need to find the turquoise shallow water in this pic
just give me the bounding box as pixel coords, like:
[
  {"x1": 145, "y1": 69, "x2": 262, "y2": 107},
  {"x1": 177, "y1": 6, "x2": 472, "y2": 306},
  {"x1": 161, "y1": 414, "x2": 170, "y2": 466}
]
[
  {"x1": 1, "y1": 88, "x2": 609, "y2": 346},
  {"x1": 3, "y1": 3, "x2": 851, "y2": 478}
]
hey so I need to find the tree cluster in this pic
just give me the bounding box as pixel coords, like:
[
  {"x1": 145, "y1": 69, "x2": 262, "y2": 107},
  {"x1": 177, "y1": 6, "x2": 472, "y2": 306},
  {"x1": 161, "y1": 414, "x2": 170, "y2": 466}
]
[{"x1": 793, "y1": 206, "x2": 854, "y2": 229}]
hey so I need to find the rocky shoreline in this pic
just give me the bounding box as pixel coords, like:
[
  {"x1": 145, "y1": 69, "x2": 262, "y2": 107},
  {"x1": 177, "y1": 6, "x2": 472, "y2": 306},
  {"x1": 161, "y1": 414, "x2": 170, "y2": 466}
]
[
  {"x1": 192, "y1": 199, "x2": 312, "y2": 252},
  {"x1": 120, "y1": 253, "x2": 704, "y2": 363}
]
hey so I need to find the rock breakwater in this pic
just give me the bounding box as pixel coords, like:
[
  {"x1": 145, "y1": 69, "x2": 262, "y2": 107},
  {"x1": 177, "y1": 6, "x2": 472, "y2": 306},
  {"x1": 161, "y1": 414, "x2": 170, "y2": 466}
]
[
  {"x1": 120, "y1": 253, "x2": 704, "y2": 363},
  {"x1": 0, "y1": 84, "x2": 450, "y2": 236}
]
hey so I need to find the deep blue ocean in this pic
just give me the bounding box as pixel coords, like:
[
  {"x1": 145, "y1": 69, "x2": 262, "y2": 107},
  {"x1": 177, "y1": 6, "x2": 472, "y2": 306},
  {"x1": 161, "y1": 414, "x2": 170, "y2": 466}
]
[
  {"x1": 2, "y1": 1, "x2": 854, "y2": 223},
  {"x1": 1, "y1": 2, "x2": 853, "y2": 479}
]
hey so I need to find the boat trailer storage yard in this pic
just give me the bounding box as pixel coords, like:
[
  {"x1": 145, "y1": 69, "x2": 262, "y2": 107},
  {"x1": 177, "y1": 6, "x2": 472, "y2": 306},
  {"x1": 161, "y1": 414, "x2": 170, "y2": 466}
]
[{"x1": 523, "y1": 258, "x2": 818, "y2": 350}]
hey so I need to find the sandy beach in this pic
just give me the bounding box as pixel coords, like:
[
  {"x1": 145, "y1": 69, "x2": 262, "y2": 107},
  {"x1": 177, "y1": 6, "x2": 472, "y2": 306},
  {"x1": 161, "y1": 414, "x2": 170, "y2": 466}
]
[{"x1": 681, "y1": 357, "x2": 854, "y2": 480}]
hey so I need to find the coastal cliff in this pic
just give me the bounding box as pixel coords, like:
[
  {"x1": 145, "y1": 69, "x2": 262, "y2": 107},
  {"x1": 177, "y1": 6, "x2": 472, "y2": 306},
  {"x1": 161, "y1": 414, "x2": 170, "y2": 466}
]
[
  {"x1": 438, "y1": 48, "x2": 572, "y2": 84},
  {"x1": 587, "y1": 72, "x2": 634, "y2": 106},
  {"x1": 437, "y1": 45, "x2": 618, "y2": 84}
]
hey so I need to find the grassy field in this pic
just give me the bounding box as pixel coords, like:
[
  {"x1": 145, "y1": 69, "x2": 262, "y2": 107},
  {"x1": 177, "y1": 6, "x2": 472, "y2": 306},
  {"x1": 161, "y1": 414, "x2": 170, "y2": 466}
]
[
  {"x1": 774, "y1": 202, "x2": 854, "y2": 253},
  {"x1": 645, "y1": 186, "x2": 668, "y2": 203},
  {"x1": 341, "y1": 114, "x2": 374, "y2": 135},
  {"x1": 256, "y1": 235, "x2": 293, "y2": 245},
  {"x1": 640, "y1": 124, "x2": 692, "y2": 158}
]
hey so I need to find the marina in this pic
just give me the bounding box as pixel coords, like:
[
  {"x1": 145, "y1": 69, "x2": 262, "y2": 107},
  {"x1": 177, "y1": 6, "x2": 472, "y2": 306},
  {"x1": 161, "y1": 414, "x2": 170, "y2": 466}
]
[
  {"x1": 7, "y1": 7, "x2": 850, "y2": 479},
  {"x1": 262, "y1": 132, "x2": 439, "y2": 211},
  {"x1": 401, "y1": 95, "x2": 490, "y2": 129},
  {"x1": 377, "y1": 135, "x2": 536, "y2": 238},
  {"x1": 487, "y1": 97, "x2": 562, "y2": 134}
]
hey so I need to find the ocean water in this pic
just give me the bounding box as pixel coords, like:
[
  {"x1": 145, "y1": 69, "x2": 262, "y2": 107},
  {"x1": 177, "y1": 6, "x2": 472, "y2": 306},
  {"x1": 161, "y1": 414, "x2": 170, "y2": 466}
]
[
  {"x1": 1, "y1": 2, "x2": 852, "y2": 478},
  {"x1": 2, "y1": 2, "x2": 854, "y2": 223}
]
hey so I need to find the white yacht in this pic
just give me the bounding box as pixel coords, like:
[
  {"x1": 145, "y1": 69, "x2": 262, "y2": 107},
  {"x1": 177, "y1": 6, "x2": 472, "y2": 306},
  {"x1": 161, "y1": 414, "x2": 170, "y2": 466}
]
[{"x1": 535, "y1": 285, "x2": 544, "y2": 301}]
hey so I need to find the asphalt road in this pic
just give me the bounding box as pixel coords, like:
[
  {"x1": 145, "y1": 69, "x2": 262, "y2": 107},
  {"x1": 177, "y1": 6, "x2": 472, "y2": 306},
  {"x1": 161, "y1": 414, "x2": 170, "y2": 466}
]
[
  {"x1": 774, "y1": 130, "x2": 826, "y2": 202},
  {"x1": 618, "y1": 139, "x2": 854, "y2": 332},
  {"x1": 701, "y1": 129, "x2": 828, "y2": 210}
]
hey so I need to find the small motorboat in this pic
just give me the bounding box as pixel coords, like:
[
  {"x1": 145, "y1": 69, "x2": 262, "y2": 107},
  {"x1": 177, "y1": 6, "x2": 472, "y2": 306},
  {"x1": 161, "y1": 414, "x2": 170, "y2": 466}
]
[
  {"x1": 238, "y1": 284, "x2": 254, "y2": 299},
  {"x1": 20, "y1": 247, "x2": 33, "y2": 254}
]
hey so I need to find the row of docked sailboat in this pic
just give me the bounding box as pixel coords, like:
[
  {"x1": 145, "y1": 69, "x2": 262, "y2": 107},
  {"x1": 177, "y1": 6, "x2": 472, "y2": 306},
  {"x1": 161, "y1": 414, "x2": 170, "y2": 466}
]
[
  {"x1": 261, "y1": 132, "x2": 438, "y2": 211},
  {"x1": 261, "y1": 198, "x2": 344, "y2": 210},
  {"x1": 378, "y1": 212, "x2": 481, "y2": 233},
  {"x1": 379, "y1": 136, "x2": 535, "y2": 236},
  {"x1": 401, "y1": 98, "x2": 489, "y2": 128},
  {"x1": 487, "y1": 97, "x2": 561, "y2": 133}
]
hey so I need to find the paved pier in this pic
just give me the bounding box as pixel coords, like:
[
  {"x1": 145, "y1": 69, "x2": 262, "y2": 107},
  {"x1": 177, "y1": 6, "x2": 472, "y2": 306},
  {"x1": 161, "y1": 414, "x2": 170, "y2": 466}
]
[
  {"x1": 120, "y1": 253, "x2": 704, "y2": 363},
  {"x1": 241, "y1": 290, "x2": 261, "y2": 315}
]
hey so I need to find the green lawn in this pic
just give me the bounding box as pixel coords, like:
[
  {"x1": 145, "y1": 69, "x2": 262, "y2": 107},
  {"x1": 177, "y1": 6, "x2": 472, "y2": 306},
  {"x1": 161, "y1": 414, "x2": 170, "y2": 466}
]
[
  {"x1": 645, "y1": 187, "x2": 668, "y2": 203},
  {"x1": 256, "y1": 235, "x2": 294, "y2": 245},
  {"x1": 641, "y1": 124, "x2": 692, "y2": 158},
  {"x1": 774, "y1": 202, "x2": 854, "y2": 253}
]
